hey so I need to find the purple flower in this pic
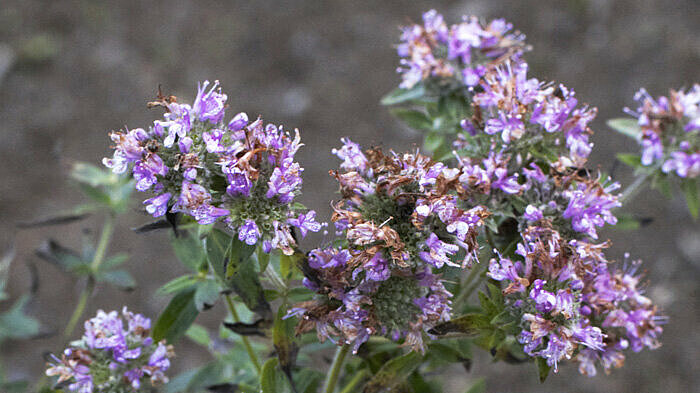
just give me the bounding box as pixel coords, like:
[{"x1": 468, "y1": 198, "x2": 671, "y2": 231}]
[
  {"x1": 308, "y1": 247, "x2": 351, "y2": 269},
  {"x1": 228, "y1": 112, "x2": 249, "y2": 131},
  {"x1": 47, "y1": 308, "x2": 173, "y2": 391},
  {"x1": 266, "y1": 161, "x2": 303, "y2": 203},
  {"x1": 419, "y1": 233, "x2": 459, "y2": 268},
  {"x1": 529, "y1": 279, "x2": 556, "y2": 313},
  {"x1": 238, "y1": 219, "x2": 261, "y2": 245},
  {"x1": 287, "y1": 210, "x2": 322, "y2": 238},
  {"x1": 202, "y1": 129, "x2": 225, "y2": 153},
  {"x1": 173, "y1": 181, "x2": 229, "y2": 225},
  {"x1": 485, "y1": 111, "x2": 525, "y2": 142},
  {"x1": 332, "y1": 138, "x2": 369, "y2": 173},
  {"x1": 143, "y1": 193, "x2": 171, "y2": 217},
  {"x1": 524, "y1": 204, "x2": 543, "y2": 221},
  {"x1": 662, "y1": 151, "x2": 700, "y2": 178},
  {"x1": 359, "y1": 252, "x2": 390, "y2": 281},
  {"x1": 178, "y1": 136, "x2": 193, "y2": 153},
  {"x1": 563, "y1": 178, "x2": 620, "y2": 239},
  {"x1": 224, "y1": 165, "x2": 252, "y2": 197},
  {"x1": 538, "y1": 334, "x2": 573, "y2": 372},
  {"x1": 192, "y1": 80, "x2": 227, "y2": 123},
  {"x1": 133, "y1": 154, "x2": 168, "y2": 191}
]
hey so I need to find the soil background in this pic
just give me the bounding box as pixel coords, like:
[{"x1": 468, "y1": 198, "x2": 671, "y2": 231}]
[{"x1": 1, "y1": 1, "x2": 698, "y2": 392}]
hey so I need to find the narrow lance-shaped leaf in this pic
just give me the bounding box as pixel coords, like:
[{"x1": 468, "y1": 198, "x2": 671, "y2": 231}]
[
  {"x1": 616, "y1": 153, "x2": 642, "y2": 169},
  {"x1": 428, "y1": 313, "x2": 489, "y2": 336},
  {"x1": 16, "y1": 212, "x2": 91, "y2": 229},
  {"x1": 363, "y1": 351, "x2": 423, "y2": 393},
  {"x1": 0, "y1": 295, "x2": 40, "y2": 341},
  {"x1": 390, "y1": 108, "x2": 433, "y2": 131},
  {"x1": 172, "y1": 230, "x2": 207, "y2": 272},
  {"x1": 681, "y1": 178, "x2": 699, "y2": 219},
  {"x1": 205, "y1": 229, "x2": 232, "y2": 279},
  {"x1": 380, "y1": 85, "x2": 426, "y2": 106},
  {"x1": 260, "y1": 358, "x2": 280, "y2": 393},
  {"x1": 273, "y1": 305, "x2": 298, "y2": 389},
  {"x1": 607, "y1": 118, "x2": 642, "y2": 140},
  {"x1": 96, "y1": 269, "x2": 136, "y2": 291},
  {"x1": 227, "y1": 255, "x2": 272, "y2": 320},
  {"x1": 226, "y1": 236, "x2": 256, "y2": 279},
  {"x1": 152, "y1": 288, "x2": 199, "y2": 342},
  {"x1": 194, "y1": 279, "x2": 222, "y2": 311},
  {"x1": 536, "y1": 357, "x2": 552, "y2": 383},
  {"x1": 423, "y1": 130, "x2": 446, "y2": 153}
]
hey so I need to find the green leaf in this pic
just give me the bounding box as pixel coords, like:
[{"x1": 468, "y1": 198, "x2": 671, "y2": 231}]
[
  {"x1": 228, "y1": 255, "x2": 272, "y2": 319},
  {"x1": 205, "y1": 229, "x2": 232, "y2": 280},
  {"x1": 152, "y1": 288, "x2": 199, "y2": 342},
  {"x1": 464, "y1": 378, "x2": 486, "y2": 393},
  {"x1": 71, "y1": 162, "x2": 134, "y2": 213},
  {"x1": 390, "y1": 108, "x2": 433, "y2": 130},
  {"x1": 607, "y1": 118, "x2": 641, "y2": 140},
  {"x1": 380, "y1": 85, "x2": 426, "y2": 106},
  {"x1": 681, "y1": 178, "x2": 699, "y2": 219},
  {"x1": 279, "y1": 253, "x2": 296, "y2": 280},
  {"x1": 536, "y1": 357, "x2": 551, "y2": 383},
  {"x1": 185, "y1": 324, "x2": 211, "y2": 347},
  {"x1": 294, "y1": 369, "x2": 324, "y2": 393},
  {"x1": 96, "y1": 269, "x2": 136, "y2": 290},
  {"x1": 653, "y1": 173, "x2": 673, "y2": 198},
  {"x1": 426, "y1": 341, "x2": 470, "y2": 366},
  {"x1": 171, "y1": 230, "x2": 207, "y2": 272},
  {"x1": 257, "y1": 250, "x2": 271, "y2": 273},
  {"x1": 260, "y1": 358, "x2": 280, "y2": 393},
  {"x1": 157, "y1": 275, "x2": 198, "y2": 295},
  {"x1": 0, "y1": 296, "x2": 40, "y2": 341},
  {"x1": 35, "y1": 240, "x2": 88, "y2": 273},
  {"x1": 194, "y1": 279, "x2": 221, "y2": 311},
  {"x1": 616, "y1": 153, "x2": 642, "y2": 168},
  {"x1": 273, "y1": 305, "x2": 297, "y2": 385},
  {"x1": 428, "y1": 314, "x2": 489, "y2": 336},
  {"x1": 423, "y1": 130, "x2": 445, "y2": 153},
  {"x1": 185, "y1": 361, "x2": 227, "y2": 393},
  {"x1": 226, "y1": 237, "x2": 256, "y2": 279},
  {"x1": 99, "y1": 253, "x2": 129, "y2": 270},
  {"x1": 615, "y1": 214, "x2": 642, "y2": 230},
  {"x1": 71, "y1": 162, "x2": 115, "y2": 187},
  {"x1": 363, "y1": 351, "x2": 423, "y2": 393}
]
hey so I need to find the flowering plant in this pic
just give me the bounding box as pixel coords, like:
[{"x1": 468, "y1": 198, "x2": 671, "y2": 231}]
[{"x1": 1, "y1": 8, "x2": 690, "y2": 393}]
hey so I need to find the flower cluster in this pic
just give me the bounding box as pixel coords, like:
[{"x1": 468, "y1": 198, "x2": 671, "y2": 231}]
[
  {"x1": 103, "y1": 81, "x2": 321, "y2": 254},
  {"x1": 625, "y1": 85, "x2": 700, "y2": 178},
  {"x1": 290, "y1": 140, "x2": 490, "y2": 352},
  {"x1": 488, "y1": 223, "x2": 664, "y2": 376},
  {"x1": 457, "y1": 61, "x2": 597, "y2": 166},
  {"x1": 482, "y1": 164, "x2": 663, "y2": 376},
  {"x1": 46, "y1": 308, "x2": 174, "y2": 392},
  {"x1": 389, "y1": 9, "x2": 665, "y2": 377},
  {"x1": 397, "y1": 9, "x2": 527, "y2": 89}
]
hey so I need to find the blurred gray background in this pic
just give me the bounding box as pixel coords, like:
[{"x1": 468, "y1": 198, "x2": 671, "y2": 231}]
[{"x1": 1, "y1": 1, "x2": 698, "y2": 392}]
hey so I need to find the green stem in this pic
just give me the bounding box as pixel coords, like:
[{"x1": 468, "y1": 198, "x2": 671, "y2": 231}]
[
  {"x1": 323, "y1": 344, "x2": 350, "y2": 393},
  {"x1": 338, "y1": 368, "x2": 369, "y2": 393},
  {"x1": 62, "y1": 278, "x2": 95, "y2": 340},
  {"x1": 619, "y1": 170, "x2": 653, "y2": 205},
  {"x1": 90, "y1": 213, "x2": 115, "y2": 273},
  {"x1": 224, "y1": 295, "x2": 262, "y2": 374},
  {"x1": 62, "y1": 214, "x2": 115, "y2": 340}
]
